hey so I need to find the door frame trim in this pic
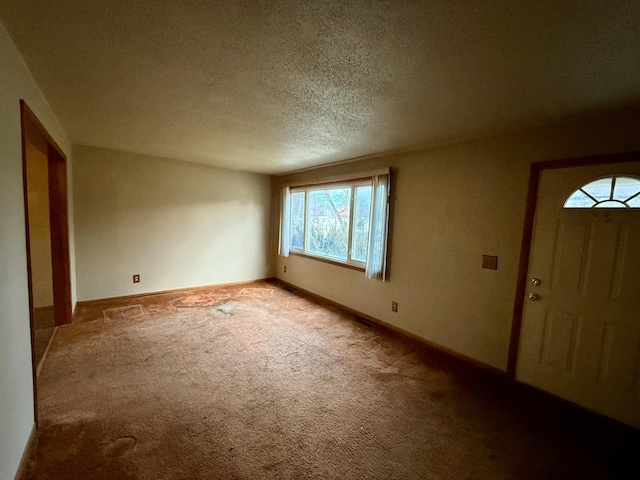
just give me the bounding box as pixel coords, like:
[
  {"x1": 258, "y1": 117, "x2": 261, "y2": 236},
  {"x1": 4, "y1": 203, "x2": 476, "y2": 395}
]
[
  {"x1": 20, "y1": 100, "x2": 72, "y2": 425},
  {"x1": 507, "y1": 150, "x2": 640, "y2": 377}
]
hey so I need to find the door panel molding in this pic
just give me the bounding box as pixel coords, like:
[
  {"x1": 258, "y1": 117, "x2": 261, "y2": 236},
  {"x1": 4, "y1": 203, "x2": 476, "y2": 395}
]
[{"x1": 540, "y1": 309, "x2": 581, "y2": 374}]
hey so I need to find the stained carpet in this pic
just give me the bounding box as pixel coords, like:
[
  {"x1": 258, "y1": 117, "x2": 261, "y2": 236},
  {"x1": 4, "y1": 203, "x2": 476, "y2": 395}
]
[{"x1": 26, "y1": 280, "x2": 639, "y2": 479}]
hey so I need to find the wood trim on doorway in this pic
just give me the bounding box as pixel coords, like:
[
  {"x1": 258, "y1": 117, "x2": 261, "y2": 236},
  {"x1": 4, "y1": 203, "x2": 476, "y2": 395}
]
[
  {"x1": 20, "y1": 100, "x2": 72, "y2": 426},
  {"x1": 20, "y1": 100, "x2": 66, "y2": 158},
  {"x1": 506, "y1": 150, "x2": 640, "y2": 377},
  {"x1": 47, "y1": 147, "x2": 72, "y2": 326}
]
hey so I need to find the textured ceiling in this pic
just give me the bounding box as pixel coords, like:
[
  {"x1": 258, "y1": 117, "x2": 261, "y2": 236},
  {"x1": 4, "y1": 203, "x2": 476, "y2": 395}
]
[{"x1": 1, "y1": 1, "x2": 639, "y2": 174}]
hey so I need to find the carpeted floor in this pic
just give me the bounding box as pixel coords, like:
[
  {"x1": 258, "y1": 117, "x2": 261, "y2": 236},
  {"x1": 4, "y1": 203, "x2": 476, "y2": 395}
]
[{"x1": 26, "y1": 280, "x2": 639, "y2": 479}]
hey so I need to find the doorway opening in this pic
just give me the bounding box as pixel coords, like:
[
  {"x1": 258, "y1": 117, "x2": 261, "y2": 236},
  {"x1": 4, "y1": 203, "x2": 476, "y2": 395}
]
[{"x1": 20, "y1": 100, "x2": 72, "y2": 425}]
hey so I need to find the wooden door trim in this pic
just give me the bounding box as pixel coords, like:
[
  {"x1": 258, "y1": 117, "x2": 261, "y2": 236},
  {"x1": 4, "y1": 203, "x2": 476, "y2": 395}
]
[
  {"x1": 21, "y1": 100, "x2": 66, "y2": 159},
  {"x1": 20, "y1": 101, "x2": 39, "y2": 426},
  {"x1": 48, "y1": 147, "x2": 72, "y2": 326},
  {"x1": 506, "y1": 150, "x2": 640, "y2": 377},
  {"x1": 20, "y1": 100, "x2": 72, "y2": 425}
]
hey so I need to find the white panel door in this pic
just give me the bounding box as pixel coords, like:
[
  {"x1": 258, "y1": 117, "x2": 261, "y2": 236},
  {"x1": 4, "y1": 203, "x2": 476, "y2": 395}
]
[{"x1": 517, "y1": 162, "x2": 640, "y2": 429}]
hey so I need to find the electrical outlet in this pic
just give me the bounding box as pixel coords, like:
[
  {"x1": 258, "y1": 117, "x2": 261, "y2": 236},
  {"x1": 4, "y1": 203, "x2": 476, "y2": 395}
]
[
  {"x1": 391, "y1": 301, "x2": 398, "y2": 312},
  {"x1": 284, "y1": 266, "x2": 287, "y2": 273},
  {"x1": 133, "y1": 274, "x2": 140, "y2": 283}
]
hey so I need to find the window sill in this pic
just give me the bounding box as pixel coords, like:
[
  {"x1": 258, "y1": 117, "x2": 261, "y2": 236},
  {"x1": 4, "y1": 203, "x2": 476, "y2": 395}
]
[{"x1": 289, "y1": 251, "x2": 365, "y2": 272}]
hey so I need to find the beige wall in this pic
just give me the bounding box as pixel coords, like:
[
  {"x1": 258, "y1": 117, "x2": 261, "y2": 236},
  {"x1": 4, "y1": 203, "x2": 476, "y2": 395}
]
[
  {"x1": 73, "y1": 146, "x2": 273, "y2": 301},
  {"x1": 275, "y1": 108, "x2": 640, "y2": 371},
  {"x1": 25, "y1": 133, "x2": 54, "y2": 308},
  {"x1": 0, "y1": 19, "x2": 73, "y2": 480}
]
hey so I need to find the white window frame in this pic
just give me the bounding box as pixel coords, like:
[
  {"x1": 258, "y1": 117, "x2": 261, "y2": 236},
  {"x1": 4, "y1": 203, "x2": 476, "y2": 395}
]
[
  {"x1": 279, "y1": 168, "x2": 390, "y2": 280},
  {"x1": 290, "y1": 179, "x2": 372, "y2": 269}
]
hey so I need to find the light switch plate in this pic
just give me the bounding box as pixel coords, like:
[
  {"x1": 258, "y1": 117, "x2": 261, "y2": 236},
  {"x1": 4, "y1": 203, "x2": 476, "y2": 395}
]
[{"x1": 482, "y1": 255, "x2": 498, "y2": 270}]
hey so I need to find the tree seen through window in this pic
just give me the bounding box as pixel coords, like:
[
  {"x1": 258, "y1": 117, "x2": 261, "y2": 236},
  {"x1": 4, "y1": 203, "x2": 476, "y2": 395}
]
[{"x1": 289, "y1": 182, "x2": 373, "y2": 265}]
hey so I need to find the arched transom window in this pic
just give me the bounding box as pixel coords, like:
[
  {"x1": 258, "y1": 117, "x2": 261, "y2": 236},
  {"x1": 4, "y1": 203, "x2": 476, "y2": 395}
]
[{"x1": 563, "y1": 176, "x2": 640, "y2": 209}]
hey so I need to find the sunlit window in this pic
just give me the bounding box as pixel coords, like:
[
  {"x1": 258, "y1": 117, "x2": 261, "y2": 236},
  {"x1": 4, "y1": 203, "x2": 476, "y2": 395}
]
[
  {"x1": 291, "y1": 181, "x2": 371, "y2": 266},
  {"x1": 563, "y1": 176, "x2": 640, "y2": 209},
  {"x1": 279, "y1": 173, "x2": 390, "y2": 279}
]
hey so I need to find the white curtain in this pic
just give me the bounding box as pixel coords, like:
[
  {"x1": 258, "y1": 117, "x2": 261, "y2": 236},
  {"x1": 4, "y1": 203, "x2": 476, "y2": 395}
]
[
  {"x1": 365, "y1": 174, "x2": 389, "y2": 280},
  {"x1": 278, "y1": 186, "x2": 291, "y2": 257}
]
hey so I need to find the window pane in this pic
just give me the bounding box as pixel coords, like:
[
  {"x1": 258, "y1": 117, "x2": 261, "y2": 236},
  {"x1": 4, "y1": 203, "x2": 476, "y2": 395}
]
[
  {"x1": 594, "y1": 200, "x2": 626, "y2": 208},
  {"x1": 352, "y1": 186, "x2": 372, "y2": 262},
  {"x1": 564, "y1": 176, "x2": 640, "y2": 209},
  {"x1": 306, "y1": 188, "x2": 351, "y2": 260},
  {"x1": 564, "y1": 190, "x2": 596, "y2": 208},
  {"x1": 613, "y1": 177, "x2": 640, "y2": 202},
  {"x1": 582, "y1": 178, "x2": 612, "y2": 202},
  {"x1": 627, "y1": 195, "x2": 640, "y2": 208},
  {"x1": 290, "y1": 191, "x2": 305, "y2": 249}
]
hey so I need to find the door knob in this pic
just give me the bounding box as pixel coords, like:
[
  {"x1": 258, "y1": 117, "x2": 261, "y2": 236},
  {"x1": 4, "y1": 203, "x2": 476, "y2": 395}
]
[
  {"x1": 530, "y1": 278, "x2": 541, "y2": 286},
  {"x1": 528, "y1": 293, "x2": 539, "y2": 301}
]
